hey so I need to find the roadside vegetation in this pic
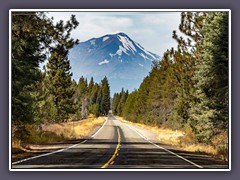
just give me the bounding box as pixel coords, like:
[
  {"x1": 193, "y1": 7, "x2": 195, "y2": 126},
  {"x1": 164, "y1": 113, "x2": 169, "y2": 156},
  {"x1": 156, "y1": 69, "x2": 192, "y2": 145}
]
[
  {"x1": 117, "y1": 116, "x2": 228, "y2": 161},
  {"x1": 12, "y1": 12, "x2": 228, "y2": 162},
  {"x1": 12, "y1": 116, "x2": 105, "y2": 152},
  {"x1": 113, "y1": 12, "x2": 229, "y2": 161},
  {"x1": 12, "y1": 12, "x2": 110, "y2": 152}
]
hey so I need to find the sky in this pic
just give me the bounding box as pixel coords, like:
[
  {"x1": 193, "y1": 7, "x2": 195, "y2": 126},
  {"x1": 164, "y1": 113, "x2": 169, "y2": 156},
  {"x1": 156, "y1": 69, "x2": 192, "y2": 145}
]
[{"x1": 47, "y1": 11, "x2": 182, "y2": 57}]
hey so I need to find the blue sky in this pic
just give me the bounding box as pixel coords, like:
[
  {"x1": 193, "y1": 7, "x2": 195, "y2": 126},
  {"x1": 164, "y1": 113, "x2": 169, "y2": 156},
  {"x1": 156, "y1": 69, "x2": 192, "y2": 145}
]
[{"x1": 47, "y1": 11, "x2": 182, "y2": 57}]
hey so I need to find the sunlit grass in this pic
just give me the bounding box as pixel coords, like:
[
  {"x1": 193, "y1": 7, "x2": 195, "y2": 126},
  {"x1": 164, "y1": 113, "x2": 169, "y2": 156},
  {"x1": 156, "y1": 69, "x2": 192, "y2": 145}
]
[
  {"x1": 117, "y1": 116, "x2": 228, "y2": 161},
  {"x1": 12, "y1": 116, "x2": 105, "y2": 152},
  {"x1": 42, "y1": 116, "x2": 105, "y2": 140},
  {"x1": 117, "y1": 116, "x2": 184, "y2": 145}
]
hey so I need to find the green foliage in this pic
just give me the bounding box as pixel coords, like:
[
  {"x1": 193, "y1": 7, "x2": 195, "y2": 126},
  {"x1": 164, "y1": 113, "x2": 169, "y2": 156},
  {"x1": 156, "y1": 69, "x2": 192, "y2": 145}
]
[
  {"x1": 12, "y1": 12, "x2": 79, "y2": 124},
  {"x1": 120, "y1": 12, "x2": 229, "y2": 147},
  {"x1": 122, "y1": 90, "x2": 138, "y2": 122},
  {"x1": 189, "y1": 12, "x2": 229, "y2": 143},
  {"x1": 112, "y1": 93, "x2": 120, "y2": 115},
  {"x1": 100, "y1": 76, "x2": 111, "y2": 115},
  {"x1": 43, "y1": 15, "x2": 79, "y2": 122},
  {"x1": 12, "y1": 11, "x2": 229, "y2": 149},
  {"x1": 71, "y1": 76, "x2": 111, "y2": 118},
  {"x1": 12, "y1": 12, "x2": 51, "y2": 123},
  {"x1": 89, "y1": 104, "x2": 100, "y2": 117},
  {"x1": 112, "y1": 88, "x2": 129, "y2": 116}
]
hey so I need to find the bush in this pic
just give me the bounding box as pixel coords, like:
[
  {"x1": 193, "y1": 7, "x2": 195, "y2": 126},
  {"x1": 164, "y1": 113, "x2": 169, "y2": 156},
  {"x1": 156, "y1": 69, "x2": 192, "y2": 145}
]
[
  {"x1": 211, "y1": 131, "x2": 228, "y2": 161},
  {"x1": 178, "y1": 124, "x2": 196, "y2": 146},
  {"x1": 164, "y1": 112, "x2": 183, "y2": 130}
]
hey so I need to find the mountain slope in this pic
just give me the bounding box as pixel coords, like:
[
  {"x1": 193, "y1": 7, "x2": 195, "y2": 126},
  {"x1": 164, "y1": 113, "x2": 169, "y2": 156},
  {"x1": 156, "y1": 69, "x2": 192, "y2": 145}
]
[{"x1": 69, "y1": 32, "x2": 160, "y2": 95}]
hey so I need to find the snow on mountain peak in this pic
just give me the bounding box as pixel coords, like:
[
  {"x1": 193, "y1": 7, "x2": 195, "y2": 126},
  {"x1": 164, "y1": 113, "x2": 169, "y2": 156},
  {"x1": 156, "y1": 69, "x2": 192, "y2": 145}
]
[
  {"x1": 69, "y1": 32, "x2": 160, "y2": 95},
  {"x1": 117, "y1": 34, "x2": 136, "y2": 55},
  {"x1": 102, "y1": 36, "x2": 109, "y2": 42},
  {"x1": 90, "y1": 39, "x2": 96, "y2": 45},
  {"x1": 116, "y1": 45, "x2": 129, "y2": 56}
]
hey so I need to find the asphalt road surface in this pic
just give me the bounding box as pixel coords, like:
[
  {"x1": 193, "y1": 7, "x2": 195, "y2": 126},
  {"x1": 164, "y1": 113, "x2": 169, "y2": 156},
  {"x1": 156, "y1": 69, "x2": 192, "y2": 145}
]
[{"x1": 12, "y1": 114, "x2": 228, "y2": 169}]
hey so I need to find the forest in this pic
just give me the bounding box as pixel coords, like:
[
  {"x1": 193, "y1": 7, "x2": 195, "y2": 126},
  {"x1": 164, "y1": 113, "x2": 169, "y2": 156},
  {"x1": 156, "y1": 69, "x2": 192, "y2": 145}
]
[
  {"x1": 12, "y1": 12, "x2": 229, "y2": 158},
  {"x1": 12, "y1": 12, "x2": 110, "y2": 141},
  {"x1": 112, "y1": 12, "x2": 229, "y2": 149}
]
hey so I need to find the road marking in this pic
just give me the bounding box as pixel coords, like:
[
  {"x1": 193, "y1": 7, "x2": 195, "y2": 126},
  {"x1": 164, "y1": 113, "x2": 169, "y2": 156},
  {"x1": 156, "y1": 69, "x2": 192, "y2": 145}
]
[
  {"x1": 118, "y1": 119, "x2": 203, "y2": 169},
  {"x1": 101, "y1": 127, "x2": 121, "y2": 168},
  {"x1": 12, "y1": 118, "x2": 108, "y2": 165}
]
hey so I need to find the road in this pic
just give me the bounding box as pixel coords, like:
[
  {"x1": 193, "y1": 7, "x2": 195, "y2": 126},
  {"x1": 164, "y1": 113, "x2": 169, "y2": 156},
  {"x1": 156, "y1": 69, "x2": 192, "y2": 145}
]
[{"x1": 12, "y1": 114, "x2": 228, "y2": 169}]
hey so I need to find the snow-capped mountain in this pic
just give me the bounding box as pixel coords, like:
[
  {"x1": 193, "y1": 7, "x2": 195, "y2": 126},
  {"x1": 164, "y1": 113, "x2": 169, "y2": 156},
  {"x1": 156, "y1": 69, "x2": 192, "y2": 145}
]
[{"x1": 69, "y1": 32, "x2": 160, "y2": 95}]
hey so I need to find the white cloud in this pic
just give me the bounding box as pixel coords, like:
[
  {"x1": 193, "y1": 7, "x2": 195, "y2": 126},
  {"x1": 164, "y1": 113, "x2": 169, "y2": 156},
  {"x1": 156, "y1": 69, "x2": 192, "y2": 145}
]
[{"x1": 47, "y1": 11, "x2": 183, "y2": 57}]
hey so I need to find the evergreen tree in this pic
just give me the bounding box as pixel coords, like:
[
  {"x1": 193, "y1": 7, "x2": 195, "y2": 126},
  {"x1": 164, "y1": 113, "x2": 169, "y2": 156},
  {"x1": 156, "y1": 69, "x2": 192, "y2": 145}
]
[
  {"x1": 100, "y1": 76, "x2": 111, "y2": 115},
  {"x1": 169, "y1": 12, "x2": 206, "y2": 127},
  {"x1": 122, "y1": 90, "x2": 139, "y2": 122},
  {"x1": 45, "y1": 15, "x2": 79, "y2": 122},
  {"x1": 112, "y1": 93, "x2": 120, "y2": 115},
  {"x1": 117, "y1": 89, "x2": 128, "y2": 116},
  {"x1": 96, "y1": 86, "x2": 103, "y2": 114},
  {"x1": 135, "y1": 75, "x2": 152, "y2": 123},
  {"x1": 189, "y1": 12, "x2": 229, "y2": 143},
  {"x1": 146, "y1": 52, "x2": 176, "y2": 127},
  {"x1": 12, "y1": 12, "x2": 52, "y2": 124},
  {"x1": 90, "y1": 83, "x2": 99, "y2": 105},
  {"x1": 77, "y1": 76, "x2": 88, "y2": 99},
  {"x1": 74, "y1": 76, "x2": 89, "y2": 118},
  {"x1": 88, "y1": 77, "x2": 94, "y2": 98}
]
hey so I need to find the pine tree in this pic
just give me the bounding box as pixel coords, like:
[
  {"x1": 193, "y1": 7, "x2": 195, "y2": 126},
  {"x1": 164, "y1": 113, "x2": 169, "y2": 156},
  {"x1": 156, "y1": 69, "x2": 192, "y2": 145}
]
[
  {"x1": 97, "y1": 86, "x2": 103, "y2": 114},
  {"x1": 45, "y1": 15, "x2": 79, "y2": 122},
  {"x1": 146, "y1": 51, "x2": 177, "y2": 127},
  {"x1": 122, "y1": 90, "x2": 138, "y2": 122},
  {"x1": 100, "y1": 76, "x2": 111, "y2": 115},
  {"x1": 112, "y1": 93, "x2": 120, "y2": 115},
  {"x1": 170, "y1": 12, "x2": 206, "y2": 127},
  {"x1": 88, "y1": 77, "x2": 94, "y2": 98},
  {"x1": 90, "y1": 83, "x2": 99, "y2": 105},
  {"x1": 189, "y1": 12, "x2": 229, "y2": 143},
  {"x1": 12, "y1": 12, "x2": 52, "y2": 124},
  {"x1": 135, "y1": 75, "x2": 152, "y2": 123},
  {"x1": 114, "y1": 89, "x2": 125, "y2": 116},
  {"x1": 46, "y1": 46, "x2": 74, "y2": 121},
  {"x1": 74, "y1": 76, "x2": 89, "y2": 118}
]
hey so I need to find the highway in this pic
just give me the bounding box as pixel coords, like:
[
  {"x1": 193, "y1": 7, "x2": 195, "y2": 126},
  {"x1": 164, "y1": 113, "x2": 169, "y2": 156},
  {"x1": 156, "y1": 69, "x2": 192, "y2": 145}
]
[{"x1": 12, "y1": 114, "x2": 228, "y2": 169}]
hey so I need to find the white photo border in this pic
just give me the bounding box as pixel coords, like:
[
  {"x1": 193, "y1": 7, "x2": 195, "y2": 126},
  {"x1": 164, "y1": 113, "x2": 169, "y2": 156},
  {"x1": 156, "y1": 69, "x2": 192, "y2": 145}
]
[{"x1": 9, "y1": 9, "x2": 231, "y2": 172}]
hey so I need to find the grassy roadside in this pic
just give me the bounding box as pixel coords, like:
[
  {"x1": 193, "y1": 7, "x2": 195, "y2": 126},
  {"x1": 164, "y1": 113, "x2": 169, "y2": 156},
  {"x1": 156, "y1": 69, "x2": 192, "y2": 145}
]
[
  {"x1": 116, "y1": 116, "x2": 228, "y2": 161},
  {"x1": 12, "y1": 116, "x2": 105, "y2": 154}
]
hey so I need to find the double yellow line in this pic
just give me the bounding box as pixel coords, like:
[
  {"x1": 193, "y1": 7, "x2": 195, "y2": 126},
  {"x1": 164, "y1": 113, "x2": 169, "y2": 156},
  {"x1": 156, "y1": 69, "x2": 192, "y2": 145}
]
[{"x1": 101, "y1": 127, "x2": 121, "y2": 168}]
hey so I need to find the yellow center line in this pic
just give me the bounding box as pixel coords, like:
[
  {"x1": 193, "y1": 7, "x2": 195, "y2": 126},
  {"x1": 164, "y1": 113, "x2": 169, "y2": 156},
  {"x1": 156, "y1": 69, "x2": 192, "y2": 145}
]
[{"x1": 101, "y1": 127, "x2": 121, "y2": 168}]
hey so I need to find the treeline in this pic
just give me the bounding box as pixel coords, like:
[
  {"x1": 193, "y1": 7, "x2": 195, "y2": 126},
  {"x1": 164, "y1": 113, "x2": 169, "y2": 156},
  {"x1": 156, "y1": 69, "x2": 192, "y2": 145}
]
[
  {"x1": 111, "y1": 88, "x2": 129, "y2": 116},
  {"x1": 72, "y1": 76, "x2": 111, "y2": 120},
  {"x1": 113, "y1": 12, "x2": 229, "y2": 145},
  {"x1": 12, "y1": 12, "x2": 110, "y2": 129}
]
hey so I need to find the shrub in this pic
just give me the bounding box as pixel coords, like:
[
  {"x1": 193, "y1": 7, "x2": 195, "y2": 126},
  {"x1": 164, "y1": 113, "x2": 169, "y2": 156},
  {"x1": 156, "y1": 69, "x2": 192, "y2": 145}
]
[{"x1": 211, "y1": 131, "x2": 228, "y2": 161}]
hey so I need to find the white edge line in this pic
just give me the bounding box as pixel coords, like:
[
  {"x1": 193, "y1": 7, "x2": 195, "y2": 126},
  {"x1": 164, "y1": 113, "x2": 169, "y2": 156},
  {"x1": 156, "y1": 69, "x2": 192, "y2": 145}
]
[
  {"x1": 91, "y1": 117, "x2": 108, "y2": 138},
  {"x1": 11, "y1": 118, "x2": 108, "y2": 166},
  {"x1": 117, "y1": 118, "x2": 203, "y2": 169}
]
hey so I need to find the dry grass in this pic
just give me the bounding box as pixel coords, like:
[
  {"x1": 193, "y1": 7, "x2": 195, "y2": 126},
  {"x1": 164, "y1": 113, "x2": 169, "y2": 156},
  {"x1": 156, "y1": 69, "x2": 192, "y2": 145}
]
[
  {"x1": 183, "y1": 144, "x2": 217, "y2": 155},
  {"x1": 117, "y1": 116, "x2": 184, "y2": 146},
  {"x1": 41, "y1": 116, "x2": 105, "y2": 140},
  {"x1": 12, "y1": 116, "x2": 105, "y2": 152},
  {"x1": 117, "y1": 116, "x2": 227, "y2": 161}
]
